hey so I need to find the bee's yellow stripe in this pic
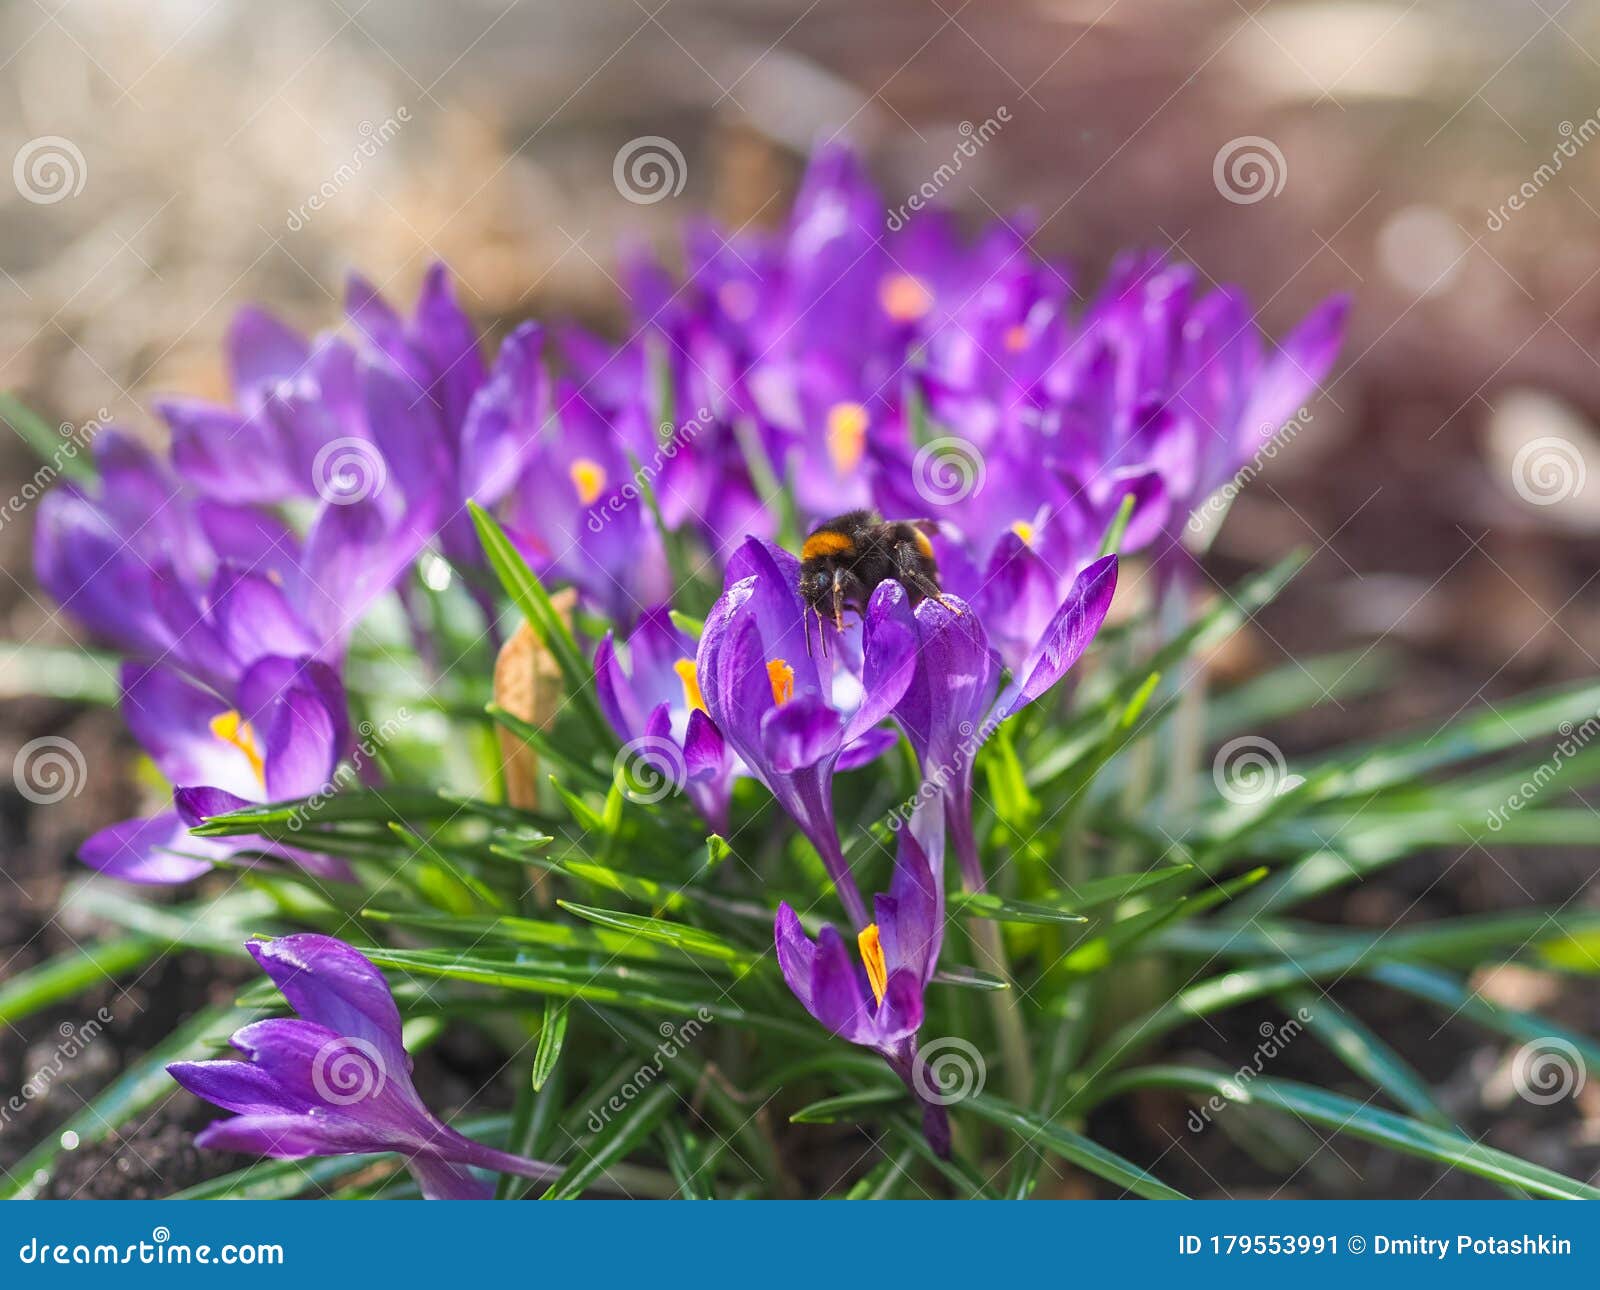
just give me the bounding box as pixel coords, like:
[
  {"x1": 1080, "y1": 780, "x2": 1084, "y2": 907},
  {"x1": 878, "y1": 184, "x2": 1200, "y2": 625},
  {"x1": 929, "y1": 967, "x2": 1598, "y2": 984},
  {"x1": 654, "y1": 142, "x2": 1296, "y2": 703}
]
[
  {"x1": 801, "y1": 531, "x2": 855, "y2": 560},
  {"x1": 913, "y1": 528, "x2": 935, "y2": 560}
]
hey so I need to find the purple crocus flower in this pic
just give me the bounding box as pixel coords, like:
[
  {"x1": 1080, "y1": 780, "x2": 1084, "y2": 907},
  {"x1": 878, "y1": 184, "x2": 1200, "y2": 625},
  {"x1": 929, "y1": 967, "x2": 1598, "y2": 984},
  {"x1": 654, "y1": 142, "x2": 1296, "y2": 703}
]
[
  {"x1": 775, "y1": 803, "x2": 951, "y2": 1155},
  {"x1": 498, "y1": 381, "x2": 672, "y2": 627},
  {"x1": 79, "y1": 654, "x2": 352, "y2": 885},
  {"x1": 697, "y1": 538, "x2": 917, "y2": 928},
  {"x1": 893, "y1": 554, "x2": 1118, "y2": 890},
  {"x1": 594, "y1": 607, "x2": 736, "y2": 835},
  {"x1": 169, "y1": 935, "x2": 561, "y2": 1199}
]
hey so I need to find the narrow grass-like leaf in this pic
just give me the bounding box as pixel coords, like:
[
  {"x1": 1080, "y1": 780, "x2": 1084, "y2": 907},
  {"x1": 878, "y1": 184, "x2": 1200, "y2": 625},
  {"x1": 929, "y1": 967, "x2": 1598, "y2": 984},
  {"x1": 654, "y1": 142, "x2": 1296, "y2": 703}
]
[
  {"x1": 531, "y1": 999, "x2": 570, "y2": 1093},
  {"x1": 541, "y1": 1082, "x2": 677, "y2": 1200},
  {"x1": 0, "y1": 936, "x2": 162, "y2": 1027},
  {"x1": 963, "y1": 1093, "x2": 1187, "y2": 1199},
  {"x1": 1090, "y1": 1066, "x2": 1600, "y2": 1200}
]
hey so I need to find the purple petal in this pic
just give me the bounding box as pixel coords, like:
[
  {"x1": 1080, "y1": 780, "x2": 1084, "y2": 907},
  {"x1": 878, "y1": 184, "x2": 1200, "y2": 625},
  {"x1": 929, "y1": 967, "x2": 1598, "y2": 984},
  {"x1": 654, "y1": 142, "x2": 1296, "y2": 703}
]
[
  {"x1": 227, "y1": 306, "x2": 309, "y2": 399},
  {"x1": 995, "y1": 554, "x2": 1117, "y2": 719},
  {"x1": 460, "y1": 321, "x2": 546, "y2": 505},
  {"x1": 79, "y1": 811, "x2": 220, "y2": 885},
  {"x1": 246, "y1": 935, "x2": 408, "y2": 1076}
]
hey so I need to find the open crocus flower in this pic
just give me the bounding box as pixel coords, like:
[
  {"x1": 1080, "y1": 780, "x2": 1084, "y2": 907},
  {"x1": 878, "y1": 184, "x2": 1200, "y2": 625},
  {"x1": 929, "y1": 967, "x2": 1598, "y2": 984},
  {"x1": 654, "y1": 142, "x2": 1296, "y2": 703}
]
[
  {"x1": 499, "y1": 380, "x2": 672, "y2": 627},
  {"x1": 169, "y1": 935, "x2": 561, "y2": 1199},
  {"x1": 594, "y1": 607, "x2": 737, "y2": 835},
  {"x1": 80, "y1": 655, "x2": 351, "y2": 885},
  {"x1": 697, "y1": 538, "x2": 917, "y2": 928},
  {"x1": 775, "y1": 803, "x2": 951, "y2": 1155},
  {"x1": 894, "y1": 554, "x2": 1118, "y2": 890}
]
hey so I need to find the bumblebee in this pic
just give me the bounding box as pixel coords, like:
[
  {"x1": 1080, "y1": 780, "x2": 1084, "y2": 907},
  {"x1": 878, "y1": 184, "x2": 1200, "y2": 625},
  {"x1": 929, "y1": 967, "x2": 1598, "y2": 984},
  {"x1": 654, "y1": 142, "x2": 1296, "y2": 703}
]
[{"x1": 798, "y1": 509, "x2": 955, "y2": 653}]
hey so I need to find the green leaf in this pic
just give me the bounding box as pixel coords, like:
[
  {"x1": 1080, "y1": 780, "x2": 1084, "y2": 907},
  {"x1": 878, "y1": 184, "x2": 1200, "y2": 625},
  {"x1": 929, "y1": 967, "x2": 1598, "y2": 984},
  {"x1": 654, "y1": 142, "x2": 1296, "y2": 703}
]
[
  {"x1": 1091, "y1": 1066, "x2": 1600, "y2": 1200},
  {"x1": 1279, "y1": 988, "x2": 1450, "y2": 1128},
  {"x1": 541, "y1": 1082, "x2": 677, "y2": 1199},
  {"x1": 468, "y1": 501, "x2": 612, "y2": 747},
  {"x1": 531, "y1": 999, "x2": 570, "y2": 1092},
  {"x1": 789, "y1": 1086, "x2": 905, "y2": 1124},
  {"x1": 1, "y1": 392, "x2": 96, "y2": 481},
  {"x1": 948, "y1": 891, "x2": 1089, "y2": 926},
  {"x1": 557, "y1": 900, "x2": 762, "y2": 967},
  {"x1": 0, "y1": 936, "x2": 162, "y2": 1027},
  {"x1": 964, "y1": 1093, "x2": 1187, "y2": 1199}
]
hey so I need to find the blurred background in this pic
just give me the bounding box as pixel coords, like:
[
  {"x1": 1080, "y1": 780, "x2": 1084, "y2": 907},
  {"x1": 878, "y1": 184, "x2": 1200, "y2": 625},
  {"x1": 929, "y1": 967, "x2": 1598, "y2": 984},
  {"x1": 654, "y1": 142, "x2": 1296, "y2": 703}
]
[{"x1": 3, "y1": 0, "x2": 1600, "y2": 1197}]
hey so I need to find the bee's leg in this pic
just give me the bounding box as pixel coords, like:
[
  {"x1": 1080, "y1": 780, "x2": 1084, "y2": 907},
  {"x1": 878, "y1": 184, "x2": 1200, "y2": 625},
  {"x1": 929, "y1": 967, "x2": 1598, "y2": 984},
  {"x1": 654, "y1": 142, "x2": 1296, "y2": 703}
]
[
  {"x1": 893, "y1": 543, "x2": 962, "y2": 615},
  {"x1": 817, "y1": 606, "x2": 830, "y2": 659},
  {"x1": 804, "y1": 603, "x2": 814, "y2": 657},
  {"x1": 831, "y1": 571, "x2": 847, "y2": 633}
]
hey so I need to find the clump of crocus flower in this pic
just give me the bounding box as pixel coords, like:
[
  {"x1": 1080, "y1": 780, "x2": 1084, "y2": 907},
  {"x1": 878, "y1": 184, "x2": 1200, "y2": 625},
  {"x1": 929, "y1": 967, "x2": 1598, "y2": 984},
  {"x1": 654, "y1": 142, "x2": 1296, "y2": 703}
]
[{"x1": 28, "y1": 142, "x2": 1355, "y2": 1187}]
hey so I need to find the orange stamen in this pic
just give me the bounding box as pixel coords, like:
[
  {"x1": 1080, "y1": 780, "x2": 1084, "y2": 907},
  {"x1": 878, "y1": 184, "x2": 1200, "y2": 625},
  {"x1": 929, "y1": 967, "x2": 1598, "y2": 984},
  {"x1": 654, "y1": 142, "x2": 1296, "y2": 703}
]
[
  {"x1": 766, "y1": 658, "x2": 795, "y2": 707},
  {"x1": 879, "y1": 273, "x2": 932, "y2": 323},
  {"x1": 858, "y1": 923, "x2": 888, "y2": 1005},
  {"x1": 825, "y1": 402, "x2": 869, "y2": 475},
  {"x1": 209, "y1": 710, "x2": 266, "y2": 787},
  {"x1": 569, "y1": 457, "x2": 607, "y2": 506},
  {"x1": 674, "y1": 658, "x2": 707, "y2": 714}
]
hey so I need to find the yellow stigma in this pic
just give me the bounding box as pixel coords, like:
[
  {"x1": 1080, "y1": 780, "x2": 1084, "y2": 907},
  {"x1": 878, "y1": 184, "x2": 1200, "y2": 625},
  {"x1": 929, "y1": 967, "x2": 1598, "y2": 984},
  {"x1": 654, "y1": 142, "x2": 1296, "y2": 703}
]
[
  {"x1": 766, "y1": 658, "x2": 795, "y2": 707},
  {"x1": 1003, "y1": 323, "x2": 1030, "y2": 351},
  {"x1": 674, "y1": 658, "x2": 707, "y2": 714},
  {"x1": 209, "y1": 710, "x2": 265, "y2": 787},
  {"x1": 858, "y1": 923, "x2": 888, "y2": 1006},
  {"x1": 569, "y1": 457, "x2": 607, "y2": 506},
  {"x1": 1010, "y1": 519, "x2": 1036, "y2": 546},
  {"x1": 879, "y1": 272, "x2": 932, "y2": 323},
  {"x1": 825, "y1": 402, "x2": 869, "y2": 475}
]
